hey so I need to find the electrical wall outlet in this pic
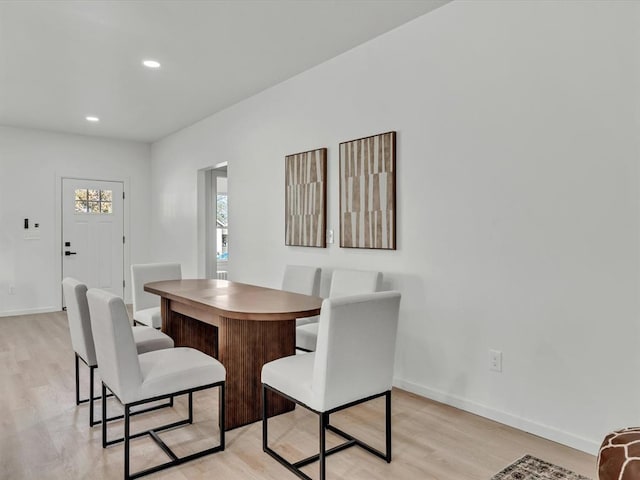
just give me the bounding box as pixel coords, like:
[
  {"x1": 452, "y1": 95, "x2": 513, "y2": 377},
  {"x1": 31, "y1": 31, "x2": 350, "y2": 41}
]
[{"x1": 489, "y1": 349, "x2": 502, "y2": 372}]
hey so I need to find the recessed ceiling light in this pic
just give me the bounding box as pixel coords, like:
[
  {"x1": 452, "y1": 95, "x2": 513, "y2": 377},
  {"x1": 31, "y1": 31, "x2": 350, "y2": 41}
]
[
  {"x1": 142, "y1": 59, "x2": 161, "y2": 69},
  {"x1": 85, "y1": 116, "x2": 100, "y2": 122}
]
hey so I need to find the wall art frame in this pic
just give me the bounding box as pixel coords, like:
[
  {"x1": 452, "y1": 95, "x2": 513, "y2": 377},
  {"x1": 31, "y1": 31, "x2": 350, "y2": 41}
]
[
  {"x1": 285, "y1": 147, "x2": 327, "y2": 248},
  {"x1": 339, "y1": 131, "x2": 396, "y2": 250}
]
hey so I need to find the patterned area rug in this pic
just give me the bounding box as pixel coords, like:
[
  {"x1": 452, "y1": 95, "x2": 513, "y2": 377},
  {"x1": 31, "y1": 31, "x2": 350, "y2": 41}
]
[{"x1": 491, "y1": 454, "x2": 592, "y2": 480}]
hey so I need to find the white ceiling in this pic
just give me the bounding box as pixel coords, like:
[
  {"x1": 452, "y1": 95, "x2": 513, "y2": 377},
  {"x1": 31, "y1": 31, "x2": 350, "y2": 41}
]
[{"x1": 0, "y1": 0, "x2": 447, "y2": 143}]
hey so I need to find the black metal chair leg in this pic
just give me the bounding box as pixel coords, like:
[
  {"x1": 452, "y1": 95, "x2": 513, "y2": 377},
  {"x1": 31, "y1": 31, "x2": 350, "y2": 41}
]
[
  {"x1": 89, "y1": 365, "x2": 95, "y2": 426},
  {"x1": 262, "y1": 385, "x2": 268, "y2": 452},
  {"x1": 90, "y1": 365, "x2": 122, "y2": 427},
  {"x1": 319, "y1": 412, "x2": 327, "y2": 480},
  {"x1": 385, "y1": 391, "x2": 392, "y2": 462},
  {"x1": 219, "y1": 384, "x2": 225, "y2": 449},
  {"x1": 102, "y1": 383, "x2": 107, "y2": 448},
  {"x1": 75, "y1": 354, "x2": 80, "y2": 405},
  {"x1": 124, "y1": 405, "x2": 131, "y2": 480}
]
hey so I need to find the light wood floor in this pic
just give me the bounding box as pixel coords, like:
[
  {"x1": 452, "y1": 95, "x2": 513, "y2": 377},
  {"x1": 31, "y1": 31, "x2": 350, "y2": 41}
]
[{"x1": 0, "y1": 311, "x2": 596, "y2": 479}]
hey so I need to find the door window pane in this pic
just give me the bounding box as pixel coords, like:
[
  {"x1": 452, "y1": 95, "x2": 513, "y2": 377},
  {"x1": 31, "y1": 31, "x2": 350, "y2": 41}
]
[
  {"x1": 74, "y1": 188, "x2": 114, "y2": 214},
  {"x1": 75, "y1": 200, "x2": 88, "y2": 213}
]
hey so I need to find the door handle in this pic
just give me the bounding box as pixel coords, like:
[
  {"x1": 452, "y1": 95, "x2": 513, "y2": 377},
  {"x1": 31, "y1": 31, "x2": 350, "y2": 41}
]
[{"x1": 65, "y1": 251, "x2": 77, "y2": 256}]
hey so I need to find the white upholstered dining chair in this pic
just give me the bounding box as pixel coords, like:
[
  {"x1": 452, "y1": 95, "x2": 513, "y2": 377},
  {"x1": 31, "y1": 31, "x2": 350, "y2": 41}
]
[
  {"x1": 262, "y1": 291, "x2": 401, "y2": 480},
  {"x1": 62, "y1": 277, "x2": 175, "y2": 427},
  {"x1": 131, "y1": 263, "x2": 181, "y2": 328},
  {"x1": 296, "y1": 268, "x2": 382, "y2": 352},
  {"x1": 87, "y1": 288, "x2": 226, "y2": 480},
  {"x1": 282, "y1": 265, "x2": 321, "y2": 327}
]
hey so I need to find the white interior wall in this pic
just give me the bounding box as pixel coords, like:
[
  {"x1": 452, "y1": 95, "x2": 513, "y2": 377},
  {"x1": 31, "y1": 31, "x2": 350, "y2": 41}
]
[
  {"x1": 150, "y1": 0, "x2": 640, "y2": 453},
  {"x1": 0, "y1": 126, "x2": 151, "y2": 315}
]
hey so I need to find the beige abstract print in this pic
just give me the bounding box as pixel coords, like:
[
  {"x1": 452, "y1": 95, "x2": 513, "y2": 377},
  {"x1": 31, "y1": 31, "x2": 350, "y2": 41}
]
[
  {"x1": 285, "y1": 148, "x2": 327, "y2": 248},
  {"x1": 340, "y1": 131, "x2": 396, "y2": 249}
]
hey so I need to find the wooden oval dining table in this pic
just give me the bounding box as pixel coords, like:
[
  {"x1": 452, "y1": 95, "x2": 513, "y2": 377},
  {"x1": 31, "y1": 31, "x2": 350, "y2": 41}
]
[{"x1": 144, "y1": 278, "x2": 322, "y2": 430}]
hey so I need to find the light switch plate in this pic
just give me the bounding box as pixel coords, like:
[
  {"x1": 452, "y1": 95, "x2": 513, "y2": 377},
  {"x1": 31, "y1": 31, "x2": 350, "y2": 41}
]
[{"x1": 327, "y1": 229, "x2": 334, "y2": 244}]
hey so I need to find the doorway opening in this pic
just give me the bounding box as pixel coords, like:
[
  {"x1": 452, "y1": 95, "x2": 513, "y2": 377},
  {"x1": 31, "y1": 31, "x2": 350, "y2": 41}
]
[{"x1": 200, "y1": 164, "x2": 228, "y2": 280}]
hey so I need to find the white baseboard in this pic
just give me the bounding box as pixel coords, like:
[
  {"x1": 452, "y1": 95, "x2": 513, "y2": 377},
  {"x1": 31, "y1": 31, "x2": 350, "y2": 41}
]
[
  {"x1": 0, "y1": 306, "x2": 61, "y2": 318},
  {"x1": 393, "y1": 377, "x2": 599, "y2": 456}
]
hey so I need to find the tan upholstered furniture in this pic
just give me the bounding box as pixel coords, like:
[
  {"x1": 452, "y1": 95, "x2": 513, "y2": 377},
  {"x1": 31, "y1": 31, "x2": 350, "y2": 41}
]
[{"x1": 598, "y1": 427, "x2": 640, "y2": 480}]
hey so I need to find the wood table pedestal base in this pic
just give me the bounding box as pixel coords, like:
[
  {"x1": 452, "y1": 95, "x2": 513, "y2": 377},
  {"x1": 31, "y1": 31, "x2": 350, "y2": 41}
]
[{"x1": 161, "y1": 298, "x2": 295, "y2": 430}]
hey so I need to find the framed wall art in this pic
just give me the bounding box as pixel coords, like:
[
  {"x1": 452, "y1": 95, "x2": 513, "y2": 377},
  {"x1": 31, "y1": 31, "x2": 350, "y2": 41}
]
[
  {"x1": 339, "y1": 131, "x2": 396, "y2": 250},
  {"x1": 285, "y1": 147, "x2": 327, "y2": 248}
]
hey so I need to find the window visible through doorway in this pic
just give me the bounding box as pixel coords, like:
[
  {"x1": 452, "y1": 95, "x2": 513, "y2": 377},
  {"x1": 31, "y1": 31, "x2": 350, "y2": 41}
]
[
  {"x1": 75, "y1": 188, "x2": 113, "y2": 214},
  {"x1": 216, "y1": 175, "x2": 228, "y2": 278}
]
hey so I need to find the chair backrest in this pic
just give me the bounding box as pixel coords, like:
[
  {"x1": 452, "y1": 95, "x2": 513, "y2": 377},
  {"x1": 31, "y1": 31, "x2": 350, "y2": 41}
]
[
  {"x1": 62, "y1": 277, "x2": 97, "y2": 366},
  {"x1": 328, "y1": 269, "x2": 382, "y2": 298},
  {"x1": 282, "y1": 265, "x2": 321, "y2": 297},
  {"x1": 312, "y1": 291, "x2": 401, "y2": 411},
  {"x1": 131, "y1": 263, "x2": 181, "y2": 313},
  {"x1": 86, "y1": 288, "x2": 142, "y2": 402}
]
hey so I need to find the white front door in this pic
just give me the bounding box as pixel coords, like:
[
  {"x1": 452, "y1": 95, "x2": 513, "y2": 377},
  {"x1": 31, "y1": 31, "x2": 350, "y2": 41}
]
[{"x1": 62, "y1": 178, "x2": 124, "y2": 299}]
